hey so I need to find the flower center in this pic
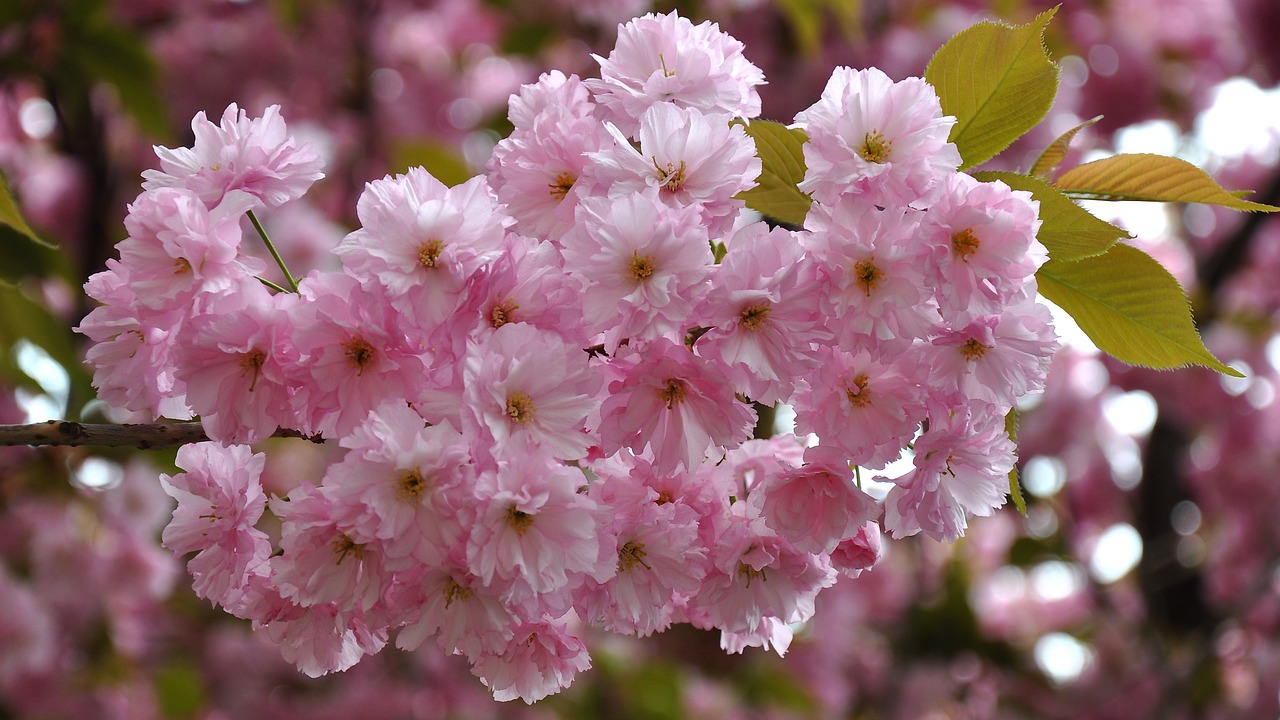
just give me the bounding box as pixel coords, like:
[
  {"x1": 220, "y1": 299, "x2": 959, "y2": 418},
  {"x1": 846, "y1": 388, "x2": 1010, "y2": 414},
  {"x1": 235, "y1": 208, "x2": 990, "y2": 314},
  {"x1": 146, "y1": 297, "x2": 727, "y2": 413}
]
[
  {"x1": 174, "y1": 257, "x2": 193, "y2": 275},
  {"x1": 505, "y1": 392, "x2": 536, "y2": 424},
  {"x1": 548, "y1": 171, "x2": 576, "y2": 201},
  {"x1": 629, "y1": 253, "x2": 656, "y2": 281},
  {"x1": 489, "y1": 297, "x2": 519, "y2": 328},
  {"x1": 397, "y1": 468, "x2": 427, "y2": 503},
  {"x1": 739, "y1": 302, "x2": 772, "y2": 331},
  {"x1": 952, "y1": 228, "x2": 980, "y2": 260},
  {"x1": 239, "y1": 349, "x2": 267, "y2": 392},
  {"x1": 845, "y1": 373, "x2": 872, "y2": 408},
  {"x1": 443, "y1": 578, "x2": 473, "y2": 609},
  {"x1": 506, "y1": 506, "x2": 534, "y2": 536},
  {"x1": 343, "y1": 337, "x2": 376, "y2": 375},
  {"x1": 653, "y1": 157, "x2": 688, "y2": 193},
  {"x1": 332, "y1": 534, "x2": 364, "y2": 565},
  {"x1": 417, "y1": 238, "x2": 445, "y2": 268},
  {"x1": 859, "y1": 130, "x2": 892, "y2": 163},
  {"x1": 618, "y1": 541, "x2": 651, "y2": 573},
  {"x1": 659, "y1": 378, "x2": 687, "y2": 409},
  {"x1": 854, "y1": 258, "x2": 883, "y2": 296},
  {"x1": 737, "y1": 563, "x2": 766, "y2": 587},
  {"x1": 961, "y1": 337, "x2": 990, "y2": 361}
]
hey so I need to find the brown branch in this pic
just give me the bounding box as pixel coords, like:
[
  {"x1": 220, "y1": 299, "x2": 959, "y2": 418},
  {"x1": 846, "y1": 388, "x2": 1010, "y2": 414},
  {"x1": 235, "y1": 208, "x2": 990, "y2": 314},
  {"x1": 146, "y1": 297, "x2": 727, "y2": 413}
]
[{"x1": 0, "y1": 421, "x2": 322, "y2": 450}]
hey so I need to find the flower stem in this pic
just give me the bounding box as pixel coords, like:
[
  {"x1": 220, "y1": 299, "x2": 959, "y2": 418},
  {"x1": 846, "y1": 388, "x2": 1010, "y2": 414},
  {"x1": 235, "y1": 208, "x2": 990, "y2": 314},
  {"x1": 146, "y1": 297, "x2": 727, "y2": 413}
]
[{"x1": 247, "y1": 209, "x2": 299, "y2": 293}]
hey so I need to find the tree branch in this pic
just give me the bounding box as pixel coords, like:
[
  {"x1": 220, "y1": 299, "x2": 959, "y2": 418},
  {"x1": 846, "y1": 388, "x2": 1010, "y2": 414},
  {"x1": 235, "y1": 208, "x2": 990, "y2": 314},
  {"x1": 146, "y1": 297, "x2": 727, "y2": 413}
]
[{"x1": 0, "y1": 421, "x2": 322, "y2": 450}]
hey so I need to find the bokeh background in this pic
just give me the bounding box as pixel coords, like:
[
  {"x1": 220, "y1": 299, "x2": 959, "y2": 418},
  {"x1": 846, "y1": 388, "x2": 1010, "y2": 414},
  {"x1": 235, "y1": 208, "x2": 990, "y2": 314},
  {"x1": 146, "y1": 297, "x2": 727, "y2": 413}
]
[{"x1": 3, "y1": 0, "x2": 1280, "y2": 717}]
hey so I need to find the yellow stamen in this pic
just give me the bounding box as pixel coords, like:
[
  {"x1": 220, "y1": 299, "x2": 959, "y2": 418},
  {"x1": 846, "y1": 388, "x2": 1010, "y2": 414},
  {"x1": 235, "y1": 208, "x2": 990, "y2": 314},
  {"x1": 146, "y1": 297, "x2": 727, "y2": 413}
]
[
  {"x1": 239, "y1": 349, "x2": 267, "y2": 392},
  {"x1": 859, "y1": 130, "x2": 892, "y2": 163},
  {"x1": 952, "y1": 228, "x2": 980, "y2": 260},
  {"x1": 854, "y1": 259, "x2": 883, "y2": 296},
  {"x1": 343, "y1": 337, "x2": 375, "y2": 374},
  {"x1": 417, "y1": 238, "x2": 445, "y2": 268},
  {"x1": 397, "y1": 468, "x2": 427, "y2": 503},
  {"x1": 618, "y1": 541, "x2": 651, "y2": 573},
  {"x1": 629, "y1": 253, "x2": 656, "y2": 281},
  {"x1": 505, "y1": 392, "x2": 536, "y2": 424},
  {"x1": 846, "y1": 373, "x2": 872, "y2": 408},
  {"x1": 659, "y1": 378, "x2": 686, "y2": 409},
  {"x1": 507, "y1": 506, "x2": 534, "y2": 535},
  {"x1": 739, "y1": 303, "x2": 772, "y2": 331},
  {"x1": 961, "y1": 338, "x2": 990, "y2": 361},
  {"x1": 548, "y1": 171, "x2": 575, "y2": 201}
]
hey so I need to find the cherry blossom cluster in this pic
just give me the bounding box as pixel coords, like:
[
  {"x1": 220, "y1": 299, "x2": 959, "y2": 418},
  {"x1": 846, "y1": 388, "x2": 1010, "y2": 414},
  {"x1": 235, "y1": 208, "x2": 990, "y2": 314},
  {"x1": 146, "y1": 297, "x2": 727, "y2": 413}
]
[{"x1": 76, "y1": 10, "x2": 1056, "y2": 703}]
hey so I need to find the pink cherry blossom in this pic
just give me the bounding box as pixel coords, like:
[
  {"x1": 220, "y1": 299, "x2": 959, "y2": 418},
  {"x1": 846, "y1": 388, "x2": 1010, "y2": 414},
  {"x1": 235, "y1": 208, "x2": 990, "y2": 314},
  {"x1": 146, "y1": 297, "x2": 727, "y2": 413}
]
[
  {"x1": 470, "y1": 619, "x2": 592, "y2": 704},
  {"x1": 143, "y1": 103, "x2": 324, "y2": 210},
  {"x1": 460, "y1": 322, "x2": 602, "y2": 464},
  {"x1": 289, "y1": 272, "x2": 427, "y2": 438},
  {"x1": 754, "y1": 445, "x2": 879, "y2": 555},
  {"x1": 394, "y1": 559, "x2": 515, "y2": 661},
  {"x1": 587, "y1": 10, "x2": 765, "y2": 137},
  {"x1": 175, "y1": 283, "x2": 301, "y2": 444},
  {"x1": 922, "y1": 173, "x2": 1047, "y2": 321},
  {"x1": 587, "y1": 103, "x2": 759, "y2": 236},
  {"x1": 117, "y1": 188, "x2": 262, "y2": 313},
  {"x1": 322, "y1": 402, "x2": 473, "y2": 566},
  {"x1": 795, "y1": 66, "x2": 960, "y2": 207},
  {"x1": 335, "y1": 170, "x2": 511, "y2": 330},
  {"x1": 465, "y1": 455, "x2": 607, "y2": 597},
  {"x1": 77, "y1": 263, "x2": 192, "y2": 419},
  {"x1": 561, "y1": 191, "x2": 711, "y2": 348},
  {"x1": 159, "y1": 443, "x2": 271, "y2": 607},
  {"x1": 924, "y1": 298, "x2": 1059, "y2": 411},
  {"x1": 579, "y1": 476, "x2": 708, "y2": 636},
  {"x1": 691, "y1": 501, "x2": 834, "y2": 634},
  {"x1": 793, "y1": 347, "x2": 927, "y2": 469},
  {"x1": 598, "y1": 337, "x2": 756, "y2": 474},
  {"x1": 883, "y1": 405, "x2": 1018, "y2": 542},
  {"x1": 803, "y1": 200, "x2": 939, "y2": 357}
]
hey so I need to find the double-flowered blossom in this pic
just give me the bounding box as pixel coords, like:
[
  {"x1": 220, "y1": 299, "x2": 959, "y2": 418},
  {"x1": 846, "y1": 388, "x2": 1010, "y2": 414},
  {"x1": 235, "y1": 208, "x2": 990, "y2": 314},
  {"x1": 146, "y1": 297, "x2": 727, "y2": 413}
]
[
  {"x1": 144, "y1": 103, "x2": 324, "y2": 210},
  {"x1": 795, "y1": 66, "x2": 961, "y2": 207},
  {"x1": 159, "y1": 444, "x2": 271, "y2": 607},
  {"x1": 586, "y1": 10, "x2": 765, "y2": 137},
  {"x1": 82, "y1": 9, "x2": 1062, "y2": 704}
]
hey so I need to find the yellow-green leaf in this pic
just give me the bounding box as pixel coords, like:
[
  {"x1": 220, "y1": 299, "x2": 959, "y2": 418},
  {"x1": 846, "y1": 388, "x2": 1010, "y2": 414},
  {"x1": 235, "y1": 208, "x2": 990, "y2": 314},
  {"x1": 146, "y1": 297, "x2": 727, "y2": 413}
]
[
  {"x1": 1006, "y1": 409, "x2": 1025, "y2": 516},
  {"x1": 924, "y1": 7, "x2": 1059, "y2": 170},
  {"x1": 736, "y1": 120, "x2": 812, "y2": 227},
  {"x1": 1036, "y1": 243, "x2": 1241, "y2": 376},
  {"x1": 974, "y1": 170, "x2": 1129, "y2": 262},
  {"x1": 775, "y1": 0, "x2": 862, "y2": 54},
  {"x1": 391, "y1": 140, "x2": 474, "y2": 187},
  {"x1": 0, "y1": 171, "x2": 65, "y2": 283},
  {"x1": 1029, "y1": 115, "x2": 1102, "y2": 178},
  {"x1": 1055, "y1": 153, "x2": 1280, "y2": 211},
  {"x1": 0, "y1": 170, "x2": 44, "y2": 245}
]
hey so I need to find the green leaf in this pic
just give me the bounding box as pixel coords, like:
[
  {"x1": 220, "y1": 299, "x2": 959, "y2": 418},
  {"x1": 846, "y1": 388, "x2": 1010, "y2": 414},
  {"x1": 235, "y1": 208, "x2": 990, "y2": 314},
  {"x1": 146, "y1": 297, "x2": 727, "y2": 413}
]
[
  {"x1": 0, "y1": 171, "x2": 66, "y2": 283},
  {"x1": 1006, "y1": 408, "x2": 1025, "y2": 515},
  {"x1": 735, "y1": 120, "x2": 812, "y2": 227},
  {"x1": 391, "y1": 140, "x2": 474, "y2": 187},
  {"x1": 1055, "y1": 153, "x2": 1280, "y2": 211},
  {"x1": 924, "y1": 7, "x2": 1059, "y2": 170},
  {"x1": 1036, "y1": 243, "x2": 1241, "y2": 376},
  {"x1": 974, "y1": 170, "x2": 1129, "y2": 262},
  {"x1": 775, "y1": 0, "x2": 862, "y2": 54},
  {"x1": 1029, "y1": 115, "x2": 1102, "y2": 178},
  {"x1": 154, "y1": 661, "x2": 206, "y2": 719},
  {"x1": 0, "y1": 170, "x2": 42, "y2": 243}
]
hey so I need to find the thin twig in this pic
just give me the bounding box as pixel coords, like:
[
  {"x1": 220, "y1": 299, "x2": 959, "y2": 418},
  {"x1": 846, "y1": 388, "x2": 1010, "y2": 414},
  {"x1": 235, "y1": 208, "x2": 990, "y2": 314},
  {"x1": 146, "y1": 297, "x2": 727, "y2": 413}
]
[{"x1": 0, "y1": 421, "x2": 322, "y2": 450}]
